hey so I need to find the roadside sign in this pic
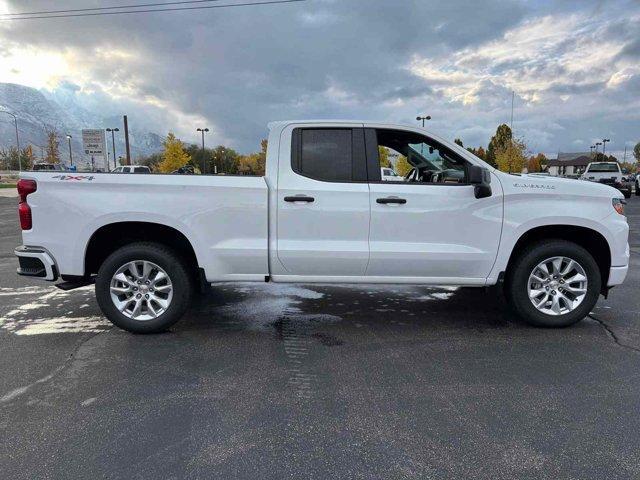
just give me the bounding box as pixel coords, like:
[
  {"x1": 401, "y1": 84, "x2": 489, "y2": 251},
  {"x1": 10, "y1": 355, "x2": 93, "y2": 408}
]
[{"x1": 82, "y1": 129, "x2": 107, "y2": 156}]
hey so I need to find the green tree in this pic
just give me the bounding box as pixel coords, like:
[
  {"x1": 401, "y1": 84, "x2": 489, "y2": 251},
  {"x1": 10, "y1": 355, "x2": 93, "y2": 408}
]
[
  {"x1": 633, "y1": 142, "x2": 640, "y2": 162},
  {"x1": 45, "y1": 129, "x2": 60, "y2": 164},
  {"x1": 467, "y1": 146, "x2": 486, "y2": 161},
  {"x1": 378, "y1": 146, "x2": 391, "y2": 168},
  {"x1": 158, "y1": 133, "x2": 191, "y2": 173},
  {"x1": 0, "y1": 146, "x2": 34, "y2": 170},
  {"x1": 495, "y1": 137, "x2": 528, "y2": 173},
  {"x1": 486, "y1": 124, "x2": 512, "y2": 168},
  {"x1": 454, "y1": 138, "x2": 464, "y2": 147},
  {"x1": 138, "y1": 152, "x2": 163, "y2": 171},
  {"x1": 210, "y1": 145, "x2": 240, "y2": 174}
]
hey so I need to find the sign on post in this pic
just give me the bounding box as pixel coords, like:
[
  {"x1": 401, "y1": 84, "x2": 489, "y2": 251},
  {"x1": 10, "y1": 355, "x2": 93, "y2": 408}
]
[{"x1": 82, "y1": 129, "x2": 107, "y2": 171}]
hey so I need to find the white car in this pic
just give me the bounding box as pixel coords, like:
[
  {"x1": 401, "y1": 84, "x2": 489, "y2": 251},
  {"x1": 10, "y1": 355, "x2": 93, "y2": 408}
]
[
  {"x1": 582, "y1": 162, "x2": 631, "y2": 198},
  {"x1": 15, "y1": 120, "x2": 629, "y2": 333},
  {"x1": 380, "y1": 167, "x2": 404, "y2": 182},
  {"x1": 111, "y1": 165, "x2": 151, "y2": 174}
]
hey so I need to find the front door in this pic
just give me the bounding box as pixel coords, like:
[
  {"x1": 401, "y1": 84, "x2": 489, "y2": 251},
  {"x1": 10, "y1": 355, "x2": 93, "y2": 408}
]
[
  {"x1": 365, "y1": 127, "x2": 503, "y2": 282},
  {"x1": 276, "y1": 126, "x2": 371, "y2": 276}
]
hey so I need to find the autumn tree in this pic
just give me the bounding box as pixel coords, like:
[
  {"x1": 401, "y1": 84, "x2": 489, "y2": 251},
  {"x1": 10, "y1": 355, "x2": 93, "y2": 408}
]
[
  {"x1": 378, "y1": 146, "x2": 391, "y2": 168},
  {"x1": 527, "y1": 153, "x2": 547, "y2": 173},
  {"x1": 495, "y1": 137, "x2": 528, "y2": 173},
  {"x1": 45, "y1": 129, "x2": 60, "y2": 164},
  {"x1": 158, "y1": 133, "x2": 191, "y2": 173},
  {"x1": 238, "y1": 139, "x2": 267, "y2": 176},
  {"x1": 486, "y1": 124, "x2": 512, "y2": 168},
  {"x1": 395, "y1": 154, "x2": 412, "y2": 177},
  {"x1": 467, "y1": 146, "x2": 486, "y2": 161}
]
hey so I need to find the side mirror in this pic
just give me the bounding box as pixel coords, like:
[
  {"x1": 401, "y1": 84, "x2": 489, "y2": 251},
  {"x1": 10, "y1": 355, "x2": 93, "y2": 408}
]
[{"x1": 468, "y1": 165, "x2": 492, "y2": 199}]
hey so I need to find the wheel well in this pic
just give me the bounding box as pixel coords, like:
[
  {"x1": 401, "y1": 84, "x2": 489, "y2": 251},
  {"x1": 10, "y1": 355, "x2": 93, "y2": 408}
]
[
  {"x1": 505, "y1": 225, "x2": 611, "y2": 290},
  {"x1": 85, "y1": 222, "x2": 199, "y2": 277}
]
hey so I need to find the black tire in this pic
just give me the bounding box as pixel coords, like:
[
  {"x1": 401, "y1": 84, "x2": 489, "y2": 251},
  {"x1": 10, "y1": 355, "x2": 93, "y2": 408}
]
[
  {"x1": 95, "y1": 242, "x2": 194, "y2": 333},
  {"x1": 635, "y1": 183, "x2": 639, "y2": 196},
  {"x1": 505, "y1": 240, "x2": 601, "y2": 327},
  {"x1": 623, "y1": 190, "x2": 631, "y2": 199}
]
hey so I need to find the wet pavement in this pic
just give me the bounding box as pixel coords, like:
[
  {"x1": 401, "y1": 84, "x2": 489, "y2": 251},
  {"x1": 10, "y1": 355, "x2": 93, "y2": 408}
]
[{"x1": 1, "y1": 194, "x2": 639, "y2": 479}]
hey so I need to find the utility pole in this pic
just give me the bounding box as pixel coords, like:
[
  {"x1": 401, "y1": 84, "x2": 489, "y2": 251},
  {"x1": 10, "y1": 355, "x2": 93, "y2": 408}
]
[
  {"x1": 106, "y1": 127, "x2": 119, "y2": 169},
  {"x1": 0, "y1": 110, "x2": 21, "y2": 171},
  {"x1": 510, "y1": 90, "x2": 515, "y2": 132},
  {"x1": 123, "y1": 115, "x2": 131, "y2": 165},
  {"x1": 197, "y1": 127, "x2": 209, "y2": 174},
  {"x1": 66, "y1": 135, "x2": 73, "y2": 166}
]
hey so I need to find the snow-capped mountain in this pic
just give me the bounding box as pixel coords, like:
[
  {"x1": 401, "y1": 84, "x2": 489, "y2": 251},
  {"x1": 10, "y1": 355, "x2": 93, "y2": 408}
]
[{"x1": 0, "y1": 82, "x2": 163, "y2": 165}]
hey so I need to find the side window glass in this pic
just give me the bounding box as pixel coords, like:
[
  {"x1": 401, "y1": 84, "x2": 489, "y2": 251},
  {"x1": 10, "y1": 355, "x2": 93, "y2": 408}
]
[
  {"x1": 373, "y1": 129, "x2": 468, "y2": 184},
  {"x1": 292, "y1": 128, "x2": 359, "y2": 182}
]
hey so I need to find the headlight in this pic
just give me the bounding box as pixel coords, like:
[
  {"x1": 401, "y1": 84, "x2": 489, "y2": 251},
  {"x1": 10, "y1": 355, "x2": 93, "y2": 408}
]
[{"x1": 612, "y1": 198, "x2": 626, "y2": 215}]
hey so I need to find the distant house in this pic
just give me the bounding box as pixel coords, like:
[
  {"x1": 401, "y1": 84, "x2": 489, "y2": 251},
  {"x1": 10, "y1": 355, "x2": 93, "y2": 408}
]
[{"x1": 547, "y1": 152, "x2": 592, "y2": 177}]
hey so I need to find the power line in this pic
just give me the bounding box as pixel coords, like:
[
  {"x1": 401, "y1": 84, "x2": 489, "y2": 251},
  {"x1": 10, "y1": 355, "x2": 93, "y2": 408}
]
[
  {"x1": 0, "y1": 0, "x2": 306, "y2": 20},
  {"x1": 2, "y1": 0, "x2": 224, "y2": 17}
]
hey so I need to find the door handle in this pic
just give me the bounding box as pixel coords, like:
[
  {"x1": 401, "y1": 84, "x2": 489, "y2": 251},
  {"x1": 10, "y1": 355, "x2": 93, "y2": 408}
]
[
  {"x1": 284, "y1": 195, "x2": 315, "y2": 203},
  {"x1": 376, "y1": 197, "x2": 407, "y2": 205}
]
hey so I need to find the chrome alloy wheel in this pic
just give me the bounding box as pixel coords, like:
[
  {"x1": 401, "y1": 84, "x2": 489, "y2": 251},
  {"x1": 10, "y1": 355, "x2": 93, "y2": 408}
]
[
  {"x1": 109, "y1": 260, "x2": 173, "y2": 321},
  {"x1": 527, "y1": 256, "x2": 588, "y2": 316}
]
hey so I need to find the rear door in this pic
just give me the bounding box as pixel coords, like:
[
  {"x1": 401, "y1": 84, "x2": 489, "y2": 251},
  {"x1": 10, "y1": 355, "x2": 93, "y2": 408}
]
[
  {"x1": 365, "y1": 127, "x2": 503, "y2": 282},
  {"x1": 275, "y1": 125, "x2": 371, "y2": 276}
]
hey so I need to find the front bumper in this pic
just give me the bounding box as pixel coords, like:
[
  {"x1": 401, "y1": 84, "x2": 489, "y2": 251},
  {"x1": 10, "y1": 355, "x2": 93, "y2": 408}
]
[{"x1": 15, "y1": 246, "x2": 58, "y2": 281}]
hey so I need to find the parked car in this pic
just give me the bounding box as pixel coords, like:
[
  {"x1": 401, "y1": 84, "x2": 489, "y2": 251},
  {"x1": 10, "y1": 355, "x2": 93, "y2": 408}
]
[
  {"x1": 111, "y1": 165, "x2": 151, "y2": 174},
  {"x1": 32, "y1": 163, "x2": 65, "y2": 171},
  {"x1": 635, "y1": 173, "x2": 639, "y2": 196},
  {"x1": 380, "y1": 167, "x2": 404, "y2": 182},
  {"x1": 582, "y1": 161, "x2": 632, "y2": 198},
  {"x1": 15, "y1": 120, "x2": 629, "y2": 333},
  {"x1": 171, "y1": 165, "x2": 195, "y2": 175}
]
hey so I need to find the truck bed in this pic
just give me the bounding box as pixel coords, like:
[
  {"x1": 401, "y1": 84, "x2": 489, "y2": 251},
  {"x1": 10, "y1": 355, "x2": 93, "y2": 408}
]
[{"x1": 20, "y1": 172, "x2": 269, "y2": 281}]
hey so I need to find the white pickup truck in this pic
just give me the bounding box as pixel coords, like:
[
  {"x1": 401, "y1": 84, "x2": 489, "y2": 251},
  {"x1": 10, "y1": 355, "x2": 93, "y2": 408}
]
[
  {"x1": 582, "y1": 161, "x2": 632, "y2": 198},
  {"x1": 15, "y1": 121, "x2": 630, "y2": 333}
]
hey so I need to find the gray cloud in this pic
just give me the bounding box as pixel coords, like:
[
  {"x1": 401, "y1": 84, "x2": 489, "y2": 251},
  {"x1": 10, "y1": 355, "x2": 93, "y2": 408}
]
[{"x1": 1, "y1": 0, "x2": 639, "y2": 156}]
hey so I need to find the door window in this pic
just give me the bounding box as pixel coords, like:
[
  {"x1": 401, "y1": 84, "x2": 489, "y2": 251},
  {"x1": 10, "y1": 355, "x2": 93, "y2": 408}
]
[
  {"x1": 291, "y1": 128, "x2": 366, "y2": 182},
  {"x1": 366, "y1": 129, "x2": 468, "y2": 184}
]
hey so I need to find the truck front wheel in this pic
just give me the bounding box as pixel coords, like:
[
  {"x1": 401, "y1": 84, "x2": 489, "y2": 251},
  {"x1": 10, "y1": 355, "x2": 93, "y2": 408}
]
[
  {"x1": 95, "y1": 242, "x2": 194, "y2": 333},
  {"x1": 506, "y1": 240, "x2": 601, "y2": 327}
]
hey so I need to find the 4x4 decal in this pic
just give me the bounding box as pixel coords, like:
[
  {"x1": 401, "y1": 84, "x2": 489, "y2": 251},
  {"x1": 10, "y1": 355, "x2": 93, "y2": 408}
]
[{"x1": 52, "y1": 175, "x2": 95, "y2": 181}]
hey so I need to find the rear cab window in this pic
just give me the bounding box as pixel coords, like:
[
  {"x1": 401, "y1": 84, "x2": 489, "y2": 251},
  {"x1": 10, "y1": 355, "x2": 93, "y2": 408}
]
[{"x1": 291, "y1": 128, "x2": 367, "y2": 182}]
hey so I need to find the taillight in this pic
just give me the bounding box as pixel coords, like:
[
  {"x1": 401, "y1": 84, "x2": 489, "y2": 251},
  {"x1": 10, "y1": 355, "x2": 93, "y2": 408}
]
[{"x1": 17, "y1": 179, "x2": 37, "y2": 230}]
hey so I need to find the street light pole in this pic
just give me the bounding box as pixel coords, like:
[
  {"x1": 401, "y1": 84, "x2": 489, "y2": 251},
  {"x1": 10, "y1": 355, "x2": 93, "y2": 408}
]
[
  {"x1": 416, "y1": 115, "x2": 431, "y2": 128},
  {"x1": 66, "y1": 135, "x2": 73, "y2": 166},
  {"x1": 106, "y1": 128, "x2": 119, "y2": 170},
  {"x1": 1, "y1": 110, "x2": 21, "y2": 171},
  {"x1": 595, "y1": 142, "x2": 602, "y2": 159},
  {"x1": 602, "y1": 138, "x2": 610, "y2": 158},
  {"x1": 197, "y1": 128, "x2": 209, "y2": 174},
  {"x1": 590, "y1": 145, "x2": 595, "y2": 158}
]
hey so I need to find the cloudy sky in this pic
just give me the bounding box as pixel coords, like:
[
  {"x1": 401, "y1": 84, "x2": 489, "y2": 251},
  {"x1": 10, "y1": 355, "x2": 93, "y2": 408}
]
[{"x1": 1, "y1": 0, "x2": 639, "y2": 157}]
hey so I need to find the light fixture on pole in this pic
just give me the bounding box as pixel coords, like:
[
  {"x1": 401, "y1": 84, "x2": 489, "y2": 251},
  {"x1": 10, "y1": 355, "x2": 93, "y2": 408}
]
[
  {"x1": 106, "y1": 128, "x2": 120, "y2": 170},
  {"x1": 0, "y1": 110, "x2": 21, "y2": 171},
  {"x1": 595, "y1": 142, "x2": 602, "y2": 157},
  {"x1": 197, "y1": 128, "x2": 210, "y2": 174},
  {"x1": 590, "y1": 145, "x2": 595, "y2": 158},
  {"x1": 602, "y1": 138, "x2": 610, "y2": 157},
  {"x1": 66, "y1": 135, "x2": 73, "y2": 166},
  {"x1": 416, "y1": 115, "x2": 431, "y2": 128}
]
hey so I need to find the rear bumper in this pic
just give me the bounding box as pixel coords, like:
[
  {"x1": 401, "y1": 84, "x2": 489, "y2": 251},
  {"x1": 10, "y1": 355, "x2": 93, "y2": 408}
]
[{"x1": 15, "y1": 246, "x2": 58, "y2": 281}]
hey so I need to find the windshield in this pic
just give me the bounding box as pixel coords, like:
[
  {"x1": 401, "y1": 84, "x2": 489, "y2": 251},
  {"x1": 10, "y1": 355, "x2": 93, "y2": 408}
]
[{"x1": 587, "y1": 163, "x2": 619, "y2": 172}]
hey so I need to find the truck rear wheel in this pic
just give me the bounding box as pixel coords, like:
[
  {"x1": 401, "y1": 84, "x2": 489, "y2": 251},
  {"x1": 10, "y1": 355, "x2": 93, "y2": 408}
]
[
  {"x1": 506, "y1": 240, "x2": 601, "y2": 327},
  {"x1": 95, "y1": 242, "x2": 193, "y2": 333}
]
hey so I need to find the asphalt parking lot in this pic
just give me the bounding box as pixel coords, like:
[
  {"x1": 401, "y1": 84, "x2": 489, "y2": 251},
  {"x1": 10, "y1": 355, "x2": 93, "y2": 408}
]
[{"x1": 0, "y1": 192, "x2": 639, "y2": 479}]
